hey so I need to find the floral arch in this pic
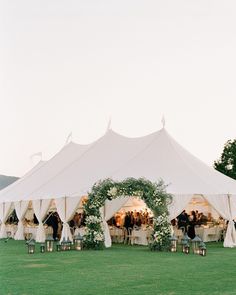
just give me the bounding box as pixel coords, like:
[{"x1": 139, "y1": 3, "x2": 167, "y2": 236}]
[{"x1": 83, "y1": 178, "x2": 173, "y2": 251}]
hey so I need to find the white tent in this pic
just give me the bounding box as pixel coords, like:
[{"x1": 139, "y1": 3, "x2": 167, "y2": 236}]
[
  {"x1": 0, "y1": 141, "x2": 91, "y2": 241},
  {"x1": 0, "y1": 127, "x2": 236, "y2": 246}
]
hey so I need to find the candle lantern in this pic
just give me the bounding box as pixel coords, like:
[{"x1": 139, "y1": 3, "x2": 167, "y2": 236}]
[
  {"x1": 66, "y1": 238, "x2": 72, "y2": 250},
  {"x1": 56, "y1": 241, "x2": 61, "y2": 252},
  {"x1": 184, "y1": 242, "x2": 190, "y2": 254},
  {"x1": 191, "y1": 235, "x2": 202, "y2": 254},
  {"x1": 7, "y1": 231, "x2": 11, "y2": 239},
  {"x1": 61, "y1": 238, "x2": 67, "y2": 251},
  {"x1": 45, "y1": 235, "x2": 54, "y2": 252},
  {"x1": 40, "y1": 243, "x2": 45, "y2": 253},
  {"x1": 199, "y1": 242, "x2": 207, "y2": 256},
  {"x1": 74, "y1": 234, "x2": 83, "y2": 251},
  {"x1": 169, "y1": 234, "x2": 178, "y2": 252},
  {"x1": 27, "y1": 239, "x2": 35, "y2": 254},
  {"x1": 181, "y1": 233, "x2": 191, "y2": 253}
]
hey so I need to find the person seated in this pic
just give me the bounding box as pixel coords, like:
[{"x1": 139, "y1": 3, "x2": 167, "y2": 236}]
[
  {"x1": 207, "y1": 212, "x2": 214, "y2": 222},
  {"x1": 198, "y1": 212, "x2": 208, "y2": 225}
]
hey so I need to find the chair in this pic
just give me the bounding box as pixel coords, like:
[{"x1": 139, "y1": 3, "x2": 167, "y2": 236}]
[{"x1": 124, "y1": 228, "x2": 134, "y2": 245}]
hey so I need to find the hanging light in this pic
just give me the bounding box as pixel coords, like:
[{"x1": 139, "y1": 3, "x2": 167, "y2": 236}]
[
  {"x1": 40, "y1": 243, "x2": 45, "y2": 253},
  {"x1": 27, "y1": 239, "x2": 36, "y2": 254},
  {"x1": 169, "y1": 234, "x2": 178, "y2": 252},
  {"x1": 73, "y1": 234, "x2": 83, "y2": 251},
  {"x1": 45, "y1": 235, "x2": 54, "y2": 252},
  {"x1": 199, "y1": 242, "x2": 207, "y2": 256},
  {"x1": 191, "y1": 235, "x2": 202, "y2": 254}
]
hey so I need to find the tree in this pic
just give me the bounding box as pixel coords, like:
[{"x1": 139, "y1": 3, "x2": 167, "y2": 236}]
[{"x1": 214, "y1": 139, "x2": 236, "y2": 180}]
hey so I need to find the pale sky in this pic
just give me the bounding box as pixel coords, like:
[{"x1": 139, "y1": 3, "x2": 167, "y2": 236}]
[{"x1": 1, "y1": 0, "x2": 236, "y2": 177}]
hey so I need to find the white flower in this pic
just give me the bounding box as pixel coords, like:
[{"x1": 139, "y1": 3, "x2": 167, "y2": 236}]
[
  {"x1": 86, "y1": 215, "x2": 102, "y2": 224},
  {"x1": 107, "y1": 187, "x2": 117, "y2": 197}
]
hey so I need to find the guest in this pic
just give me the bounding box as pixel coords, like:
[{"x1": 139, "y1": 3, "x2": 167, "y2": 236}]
[
  {"x1": 177, "y1": 210, "x2": 189, "y2": 233},
  {"x1": 124, "y1": 212, "x2": 131, "y2": 230},
  {"x1": 46, "y1": 212, "x2": 59, "y2": 240},
  {"x1": 135, "y1": 212, "x2": 142, "y2": 227},
  {"x1": 187, "y1": 211, "x2": 196, "y2": 239}
]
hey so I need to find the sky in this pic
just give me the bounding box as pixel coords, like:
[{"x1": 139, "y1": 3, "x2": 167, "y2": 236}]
[{"x1": 1, "y1": 0, "x2": 236, "y2": 177}]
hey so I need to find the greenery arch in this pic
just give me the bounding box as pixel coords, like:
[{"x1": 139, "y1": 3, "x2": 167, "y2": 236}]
[{"x1": 83, "y1": 178, "x2": 173, "y2": 251}]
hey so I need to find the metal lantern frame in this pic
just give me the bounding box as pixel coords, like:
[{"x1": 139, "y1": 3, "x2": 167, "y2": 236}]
[
  {"x1": 191, "y1": 235, "x2": 202, "y2": 254},
  {"x1": 40, "y1": 243, "x2": 45, "y2": 253},
  {"x1": 45, "y1": 235, "x2": 54, "y2": 252},
  {"x1": 199, "y1": 242, "x2": 207, "y2": 256},
  {"x1": 184, "y1": 242, "x2": 190, "y2": 254},
  {"x1": 27, "y1": 239, "x2": 36, "y2": 254},
  {"x1": 74, "y1": 234, "x2": 83, "y2": 251},
  {"x1": 56, "y1": 241, "x2": 61, "y2": 252},
  {"x1": 169, "y1": 234, "x2": 178, "y2": 252},
  {"x1": 61, "y1": 238, "x2": 67, "y2": 251},
  {"x1": 66, "y1": 238, "x2": 72, "y2": 250},
  {"x1": 181, "y1": 233, "x2": 191, "y2": 253}
]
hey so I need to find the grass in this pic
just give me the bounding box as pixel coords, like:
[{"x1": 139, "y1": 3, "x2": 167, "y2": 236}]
[{"x1": 0, "y1": 240, "x2": 236, "y2": 295}]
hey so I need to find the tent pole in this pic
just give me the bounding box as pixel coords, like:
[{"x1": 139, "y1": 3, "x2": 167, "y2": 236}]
[{"x1": 65, "y1": 196, "x2": 67, "y2": 220}]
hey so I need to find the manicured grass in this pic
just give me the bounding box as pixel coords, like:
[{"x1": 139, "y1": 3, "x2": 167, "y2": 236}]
[{"x1": 0, "y1": 240, "x2": 236, "y2": 295}]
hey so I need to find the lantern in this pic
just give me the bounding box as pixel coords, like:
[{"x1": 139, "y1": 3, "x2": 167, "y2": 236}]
[
  {"x1": 181, "y1": 233, "x2": 191, "y2": 253},
  {"x1": 184, "y1": 242, "x2": 190, "y2": 254},
  {"x1": 40, "y1": 243, "x2": 45, "y2": 253},
  {"x1": 74, "y1": 234, "x2": 83, "y2": 251},
  {"x1": 56, "y1": 241, "x2": 61, "y2": 252},
  {"x1": 191, "y1": 235, "x2": 202, "y2": 254},
  {"x1": 199, "y1": 242, "x2": 207, "y2": 256},
  {"x1": 61, "y1": 238, "x2": 67, "y2": 251},
  {"x1": 66, "y1": 238, "x2": 72, "y2": 250},
  {"x1": 27, "y1": 239, "x2": 35, "y2": 254},
  {"x1": 6, "y1": 231, "x2": 11, "y2": 239},
  {"x1": 45, "y1": 235, "x2": 54, "y2": 252},
  {"x1": 169, "y1": 234, "x2": 178, "y2": 252}
]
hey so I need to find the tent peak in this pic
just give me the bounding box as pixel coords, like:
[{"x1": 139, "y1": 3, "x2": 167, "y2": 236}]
[{"x1": 161, "y1": 115, "x2": 166, "y2": 129}]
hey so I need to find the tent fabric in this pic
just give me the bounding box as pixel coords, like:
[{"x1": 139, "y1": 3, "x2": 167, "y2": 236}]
[
  {"x1": 14, "y1": 128, "x2": 236, "y2": 201},
  {"x1": 0, "y1": 161, "x2": 45, "y2": 198},
  {"x1": 32, "y1": 199, "x2": 52, "y2": 243},
  {"x1": 0, "y1": 202, "x2": 12, "y2": 238},
  {"x1": 14, "y1": 201, "x2": 29, "y2": 240},
  {"x1": 168, "y1": 194, "x2": 193, "y2": 220},
  {"x1": 55, "y1": 196, "x2": 81, "y2": 242},
  {"x1": 1, "y1": 127, "x2": 236, "y2": 247},
  {"x1": 0, "y1": 142, "x2": 91, "y2": 202},
  {"x1": 204, "y1": 194, "x2": 236, "y2": 247}
]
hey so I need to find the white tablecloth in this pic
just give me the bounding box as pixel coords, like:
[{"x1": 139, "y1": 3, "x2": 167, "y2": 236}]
[
  {"x1": 74, "y1": 227, "x2": 86, "y2": 237},
  {"x1": 132, "y1": 229, "x2": 149, "y2": 245},
  {"x1": 195, "y1": 226, "x2": 222, "y2": 242},
  {"x1": 6, "y1": 224, "x2": 53, "y2": 239},
  {"x1": 109, "y1": 227, "x2": 124, "y2": 243}
]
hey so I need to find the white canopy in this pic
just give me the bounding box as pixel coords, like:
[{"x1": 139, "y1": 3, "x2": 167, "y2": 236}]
[
  {"x1": 1, "y1": 127, "x2": 236, "y2": 246},
  {"x1": 4, "y1": 127, "x2": 236, "y2": 200},
  {"x1": 0, "y1": 141, "x2": 91, "y2": 202}
]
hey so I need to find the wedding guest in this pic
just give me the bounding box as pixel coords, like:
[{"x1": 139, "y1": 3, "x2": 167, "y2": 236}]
[
  {"x1": 47, "y1": 212, "x2": 59, "y2": 240},
  {"x1": 187, "y1": 211, "x2": 196, "y2": 239},
  {"x1": 135, "y1": 212, "x2": 142, "y2": 227},
  {"x1": 124, "y1": 212, "x2": 131, "y2": 230},
  {"x1": 177, "y1": 210, "x2": 189, "y2": 233}
]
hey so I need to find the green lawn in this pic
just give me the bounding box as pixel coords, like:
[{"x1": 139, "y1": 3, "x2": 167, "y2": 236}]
[{"x1": 0, "y1": 240, "x2": 236, "y2": 295}]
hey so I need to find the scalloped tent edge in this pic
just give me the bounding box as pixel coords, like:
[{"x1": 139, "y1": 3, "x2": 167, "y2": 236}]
[{"x1": 0, "y1": 127, "x2": 236, "y2": 247}]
